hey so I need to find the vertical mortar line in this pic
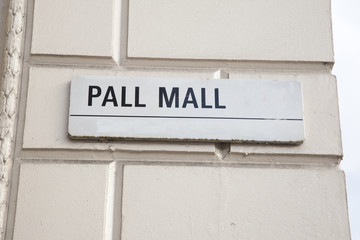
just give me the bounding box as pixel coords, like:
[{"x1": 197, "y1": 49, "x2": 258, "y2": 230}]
[
  {"x1": 213, "y1": 70, "x2": 231, "y2": 161},
  {"x1": 14, "y1": 0, "x2": 34, "y2": 159},
  {"x1": 104, "y1": 161, "x2": 117, "y2": 240},
  {"x1": 119, "y1": 0, "x2": 130, "y2": 65},
  {"x1": 116, "y1": 163, "x2": 125, "y2": 240},
  {"x1": 0, "y1": 0, "x2": 26, "y2": 239},
  {"x1": 112, "y1": 0, "x2": 121, "y2": 64}
]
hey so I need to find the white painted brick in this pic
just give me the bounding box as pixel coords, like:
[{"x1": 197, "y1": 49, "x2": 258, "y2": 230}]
[
  {"x1": 122, "y1": 165, "x2": 350, "y2": 240},
  {"x1": 31, "y1": 0, "x2": 119, "y2": 61},
  {"x1": 23, "y1": 67, "x2": 341, "y2": 157},
  {"x1": 13, "y1": 162, "x2": 109, "y2": 240},
  {"x1": 128, "y1": 0, "x2": 333, "y2": 62}
]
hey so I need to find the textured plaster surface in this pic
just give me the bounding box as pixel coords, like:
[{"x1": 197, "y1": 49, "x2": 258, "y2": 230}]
[
  {"x1": 0, "y1": 0, "x2": 24, "y2": 239},
  {"x1": 0, "y1": 0, "x2": 10, "y2": 71}
]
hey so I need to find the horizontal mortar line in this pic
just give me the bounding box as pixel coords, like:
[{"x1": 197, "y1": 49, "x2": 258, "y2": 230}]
[{"x1": 69, "y1": 114, "x2": 303, "y2": 121}]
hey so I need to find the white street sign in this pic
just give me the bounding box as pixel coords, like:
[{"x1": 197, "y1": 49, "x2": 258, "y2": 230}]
[{"x1": 68, "y1": 76, "x2": 304, "y2": 143}]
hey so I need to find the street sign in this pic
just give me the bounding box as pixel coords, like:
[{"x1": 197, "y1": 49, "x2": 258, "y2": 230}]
[{"x1": 68, "y1": 76, "x2": 304, "y2": 143}]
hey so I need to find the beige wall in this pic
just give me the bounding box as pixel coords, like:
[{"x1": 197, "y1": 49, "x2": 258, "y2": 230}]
[{"x1": 1, "y1": 0, "x2": 350, "y2": 239}]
